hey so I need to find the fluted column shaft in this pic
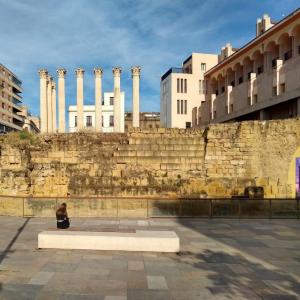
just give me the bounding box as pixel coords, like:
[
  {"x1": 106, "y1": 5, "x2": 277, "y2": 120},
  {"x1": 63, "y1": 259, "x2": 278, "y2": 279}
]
[
  {"x1": 94, "y1": 68, "x2": 103, "y2": 131},
  {"x1": 131, "y1": 66, "x2": 141, "y2": 127},
  {"x1": 75, "y1": 68, "x2": 84, "y2": 131},
  {"x1": 57, "y1": 69, "x2": 66, "y2": 133},
  {"x1": 52, "y1": 81, "x2": 57, "y2": 132},
  {"x1": 38, "y1": 69, "x2": 48, "y2": 133},
  {"x1": 113, "y1": 67, "x2": 122, "y2": 132},
  {"x1": 47, "y1": 76, "x2": 53, "y2": 133}
]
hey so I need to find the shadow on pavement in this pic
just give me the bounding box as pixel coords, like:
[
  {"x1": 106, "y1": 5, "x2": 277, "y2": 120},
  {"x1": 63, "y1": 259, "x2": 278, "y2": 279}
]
[{"x1": 0, "y1": 217, "x2": 31, "y2": 291}]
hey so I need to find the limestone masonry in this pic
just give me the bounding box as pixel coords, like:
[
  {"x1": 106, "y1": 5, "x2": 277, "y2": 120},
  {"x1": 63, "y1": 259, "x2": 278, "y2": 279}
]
[{"x1": 1, "y1": 118, "x2": 300, "y2": 198}]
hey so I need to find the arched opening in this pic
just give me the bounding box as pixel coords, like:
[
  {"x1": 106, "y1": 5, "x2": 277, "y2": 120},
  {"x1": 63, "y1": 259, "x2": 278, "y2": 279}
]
[
  {"x1": 278, "y1": 33, "x2": 293, "y2": 62},
  {"x1": 242, "y1": 56, "x2": 253, "y2": 81},
  {"x1": 234, "y1": 62, "x2": 243, "y2": 85},
  {"x1": 291, "y1": 24, "x2": 300, "y2": 57},
  {"x1": 252, "y1": 50, "x2": 264, "y2": 75},
  {"x1": 217, "y1": 74, "x2": 225, "y2": 96},
  {"x1": 265, "y1": 41, "x2": 279, "y2": 69},
  {"x1": 226, "y1": 67, "x2": 235, "y2": 87}
]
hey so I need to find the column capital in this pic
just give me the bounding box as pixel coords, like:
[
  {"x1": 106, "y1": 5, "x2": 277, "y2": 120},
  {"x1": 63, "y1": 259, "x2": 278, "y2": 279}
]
[
  {"x1": 57, "y1": 68, "x2": 67, "y2": 78},
  {"x1": 75, "y1": 68, "x2": 85, "y2": 77},
  {"x1": 38, "y1": 69, "x2": 48, "y2": 79},
  {"x1": 112, "y1": 67, "x2": 122, "y2": 76},
  {"x1": 47, "y1": 75, "x2": 53, "y2": 83},
  {"x1": 94, "y1": 67, "x2": 103, "y2": 77},
  {"x1": 131, "y1": 66, "x2": 141, "y2": 77},
  {"x1": 51, "y1": 81, "x2": 56, "y2": 89}
]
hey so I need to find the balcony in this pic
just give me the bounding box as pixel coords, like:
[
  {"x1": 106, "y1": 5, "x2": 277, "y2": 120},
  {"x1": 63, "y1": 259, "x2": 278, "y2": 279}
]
[
  {"x1": 12, "y1": 76, "x2": 22, "y2": 88},
  {"x1": 161, "y1": 68, "x2": 185, "y2": 81}
]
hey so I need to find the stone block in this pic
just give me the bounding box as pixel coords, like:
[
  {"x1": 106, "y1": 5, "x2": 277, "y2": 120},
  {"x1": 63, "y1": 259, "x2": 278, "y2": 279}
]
[{"x1": 38, "y1": 230, "x2": 180, "y2": 252}]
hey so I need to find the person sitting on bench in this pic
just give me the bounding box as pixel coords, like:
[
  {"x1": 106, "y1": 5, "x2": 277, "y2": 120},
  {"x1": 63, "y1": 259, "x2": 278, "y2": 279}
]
[{"x1": 56, "y1": 203, "x2": 70, "y2": 229}]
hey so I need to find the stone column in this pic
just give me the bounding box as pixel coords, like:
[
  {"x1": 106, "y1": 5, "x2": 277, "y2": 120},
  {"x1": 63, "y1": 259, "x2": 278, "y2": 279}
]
[
  {"x1": 112, "y1": 67, "x2": 122, "y2": 132},
  {"x1": 75, "y1": 68, "x2": 84, "y2": 131},
  {"x1": 47, "y1": 75, "x2": 53, "y2": 133},
  {"x1": 94, "y1": 68, "x2": 103, "y2": 131},
  {"x1": 51, "y1": 81, "x2": 57, "y2": 132},
  {"x1": 57, "y1": 68, "x2": 67, "y2": 133},
  {"x1": 131, "y1": 66, "x2": 141, "y2": 128},
  {"x1": 38, "y1": 69, "x2": 48, "y2": 133}
]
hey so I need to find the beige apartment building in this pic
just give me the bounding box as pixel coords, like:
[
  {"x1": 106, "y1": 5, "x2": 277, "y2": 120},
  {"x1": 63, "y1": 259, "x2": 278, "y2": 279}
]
[
  {"x1": 160, "y1": 53, "x2": 218, "y2": 128},
  {"x1": 0, "y1": 64, "x2": 24, "y2": 132},
  {"x1": 199, "y1": 9, "x2": 300, "y2": 125}
]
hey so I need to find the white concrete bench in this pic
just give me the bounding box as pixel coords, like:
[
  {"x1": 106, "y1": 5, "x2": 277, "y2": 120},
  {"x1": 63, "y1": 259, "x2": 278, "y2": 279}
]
[{"x1": 38, "y1": 230, "x2": 180, "y2": 253}]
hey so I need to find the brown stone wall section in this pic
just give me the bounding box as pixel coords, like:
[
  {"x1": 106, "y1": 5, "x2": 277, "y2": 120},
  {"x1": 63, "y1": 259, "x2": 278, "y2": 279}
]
[{"x1": 1, "y1": 119, "x2": 300, "y2": 198}]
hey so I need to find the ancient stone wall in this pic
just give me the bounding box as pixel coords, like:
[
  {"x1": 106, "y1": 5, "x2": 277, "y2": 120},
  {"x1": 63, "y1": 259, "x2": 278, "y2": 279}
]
[{"x1": 1, "y1": 119, "x2": 300, "y2": 198}]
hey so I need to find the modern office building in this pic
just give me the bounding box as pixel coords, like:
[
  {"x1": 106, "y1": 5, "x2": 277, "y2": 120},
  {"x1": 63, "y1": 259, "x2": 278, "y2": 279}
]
[
  {"x1": 125, "y1": 112, "x2": 160, "y2": 131},
  {"x1": 68, "y1": 92, "x2": 125, "y2": 133},
  {"x1": 199, "y1": 10, "x2": 300, "y2": 125},
  {"x1": 160, "y1": 53, "x2": 218, "y2": 128},
  {"x1": 0, "y1": 64, "x2": 24, "y2": 132}
]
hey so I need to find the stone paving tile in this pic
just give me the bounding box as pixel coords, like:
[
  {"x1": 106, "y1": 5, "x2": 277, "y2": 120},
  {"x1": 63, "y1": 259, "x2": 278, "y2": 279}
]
[
  {"x1": 104, "y1": 296, "x2": 127, "y2": 300},
  {"x1": 28, "y1": 271, "x2": 54, "y2": 285},
  {"x1": 127, "y1": 260, "x2": 144, "y2": 271},
  {"x1": 127, "y1": 290, "x2": 171, "y2": 300},
  {"x1": 147, "y1": 275, "x2": 168, "y2": 290}
]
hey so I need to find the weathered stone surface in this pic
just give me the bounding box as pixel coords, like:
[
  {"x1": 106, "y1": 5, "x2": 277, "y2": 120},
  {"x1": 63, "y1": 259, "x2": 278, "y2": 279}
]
[{"x1": 1, "y1": 119, "x2": 300, "y2": 198}]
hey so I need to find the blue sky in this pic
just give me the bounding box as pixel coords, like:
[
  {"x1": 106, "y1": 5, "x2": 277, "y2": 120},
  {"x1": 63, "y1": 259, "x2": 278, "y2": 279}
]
[{"x1": 0, "y1": 0, "x2": 299, "y2": 117}]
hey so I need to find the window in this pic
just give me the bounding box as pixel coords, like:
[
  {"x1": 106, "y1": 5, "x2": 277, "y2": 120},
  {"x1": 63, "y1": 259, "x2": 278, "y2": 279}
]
[
  {"x1": 102, "y1": 99, "x2": 105, "y2": 105},
  {"x1": 86, "y1": 116, "x2": 92, "y2": 127},
  {"x1": 238, "y1": 76, "x2": 243, "y2": 84},
  {"x1": 272, "y1": 86, "x2": 277, "y2": 97},
  {"x1": 109, "y1": 97, "x2": 114, "y2": 105},
  {"x1": 201, "y1": 63, "x2": 206, "y2": 72},
  {"x1": 74, "y1": 116, "x2": 77, "y2": 127},
  {"x1": 109, "y1": 115, "x2": 114, "y2": 126},
  {"x1": 177, "y1": 79, "x2": 180, "y2": 93},
  {"x1": 199, "y1": 80, "x2": 203, "y2": 93},
  {"x1": 149, "y1": 124, "x2": 152, "y2": 129},
  {"x1": 253, "y1": 94, "x2": 258, "y2": 104},
  {"x1": 181, "y1": 100, "x2": 183, "y2": 115},
  {"x1": 225, "y1": 105, "x2": 228, "y2": 114},
  {"x1": 186, "y1": 122, "x2": 191, "y2": 128},
  {"x1": 257, "y1": 66, "x2": 264, "y2": 75},
  {"x1": 284, "y1": 50, "x2": 292, "y2": 61},
  {"x1": 180, "y1": 79, "x2": 183, "y2": 93},
  {"x1": 184, "y1": 79, "x2": 187, "y2": 93},
  {"x1": 184, "y1": 100, "x2": 187, "y2": 114},
  {"x1": 177, "y1": 100, "x2": 180, "y2": 114},
  {"x1": 280, "y1": 83, "x2": 286, "y2": 94},
  {"x1": 230, "y1": 104, "x2": 233, "y2": 113},
  {"x1": 213, "y1": 110, "x2": 216, "y2": 118}
]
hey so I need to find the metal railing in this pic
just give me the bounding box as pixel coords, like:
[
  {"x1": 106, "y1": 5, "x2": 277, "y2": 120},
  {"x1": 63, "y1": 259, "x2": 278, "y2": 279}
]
[{"x1": 0, "y1": 195, "x2": 299, "y2": 219}]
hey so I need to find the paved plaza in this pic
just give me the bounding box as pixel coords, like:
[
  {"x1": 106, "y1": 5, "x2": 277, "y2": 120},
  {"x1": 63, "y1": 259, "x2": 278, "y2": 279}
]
[{"x1": 0, "y1": 217, "x2": 300, "y2": 299}]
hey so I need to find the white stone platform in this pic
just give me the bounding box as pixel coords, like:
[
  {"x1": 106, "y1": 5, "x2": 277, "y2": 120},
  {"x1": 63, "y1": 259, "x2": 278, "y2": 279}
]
[{"x1": 38, "y1": 230, "x2": 180, "y2": 252}]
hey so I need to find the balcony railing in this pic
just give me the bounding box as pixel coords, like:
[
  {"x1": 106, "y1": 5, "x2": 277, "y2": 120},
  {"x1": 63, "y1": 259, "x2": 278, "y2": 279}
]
[
  {"x1": 12, "y1": 76, "x2": 22, "y2": 88},
  {"x1": 161, "y1": 67, "x2": 188, "y2": 81}
]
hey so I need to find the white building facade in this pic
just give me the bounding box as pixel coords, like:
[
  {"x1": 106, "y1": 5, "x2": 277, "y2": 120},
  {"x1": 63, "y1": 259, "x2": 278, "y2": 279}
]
[
  {"x1": 68, "y1": 92, "x2": 125, "y2": 133},
  {"x1": 160, "y1": 53, "x2": 218, "y2": 129}
]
